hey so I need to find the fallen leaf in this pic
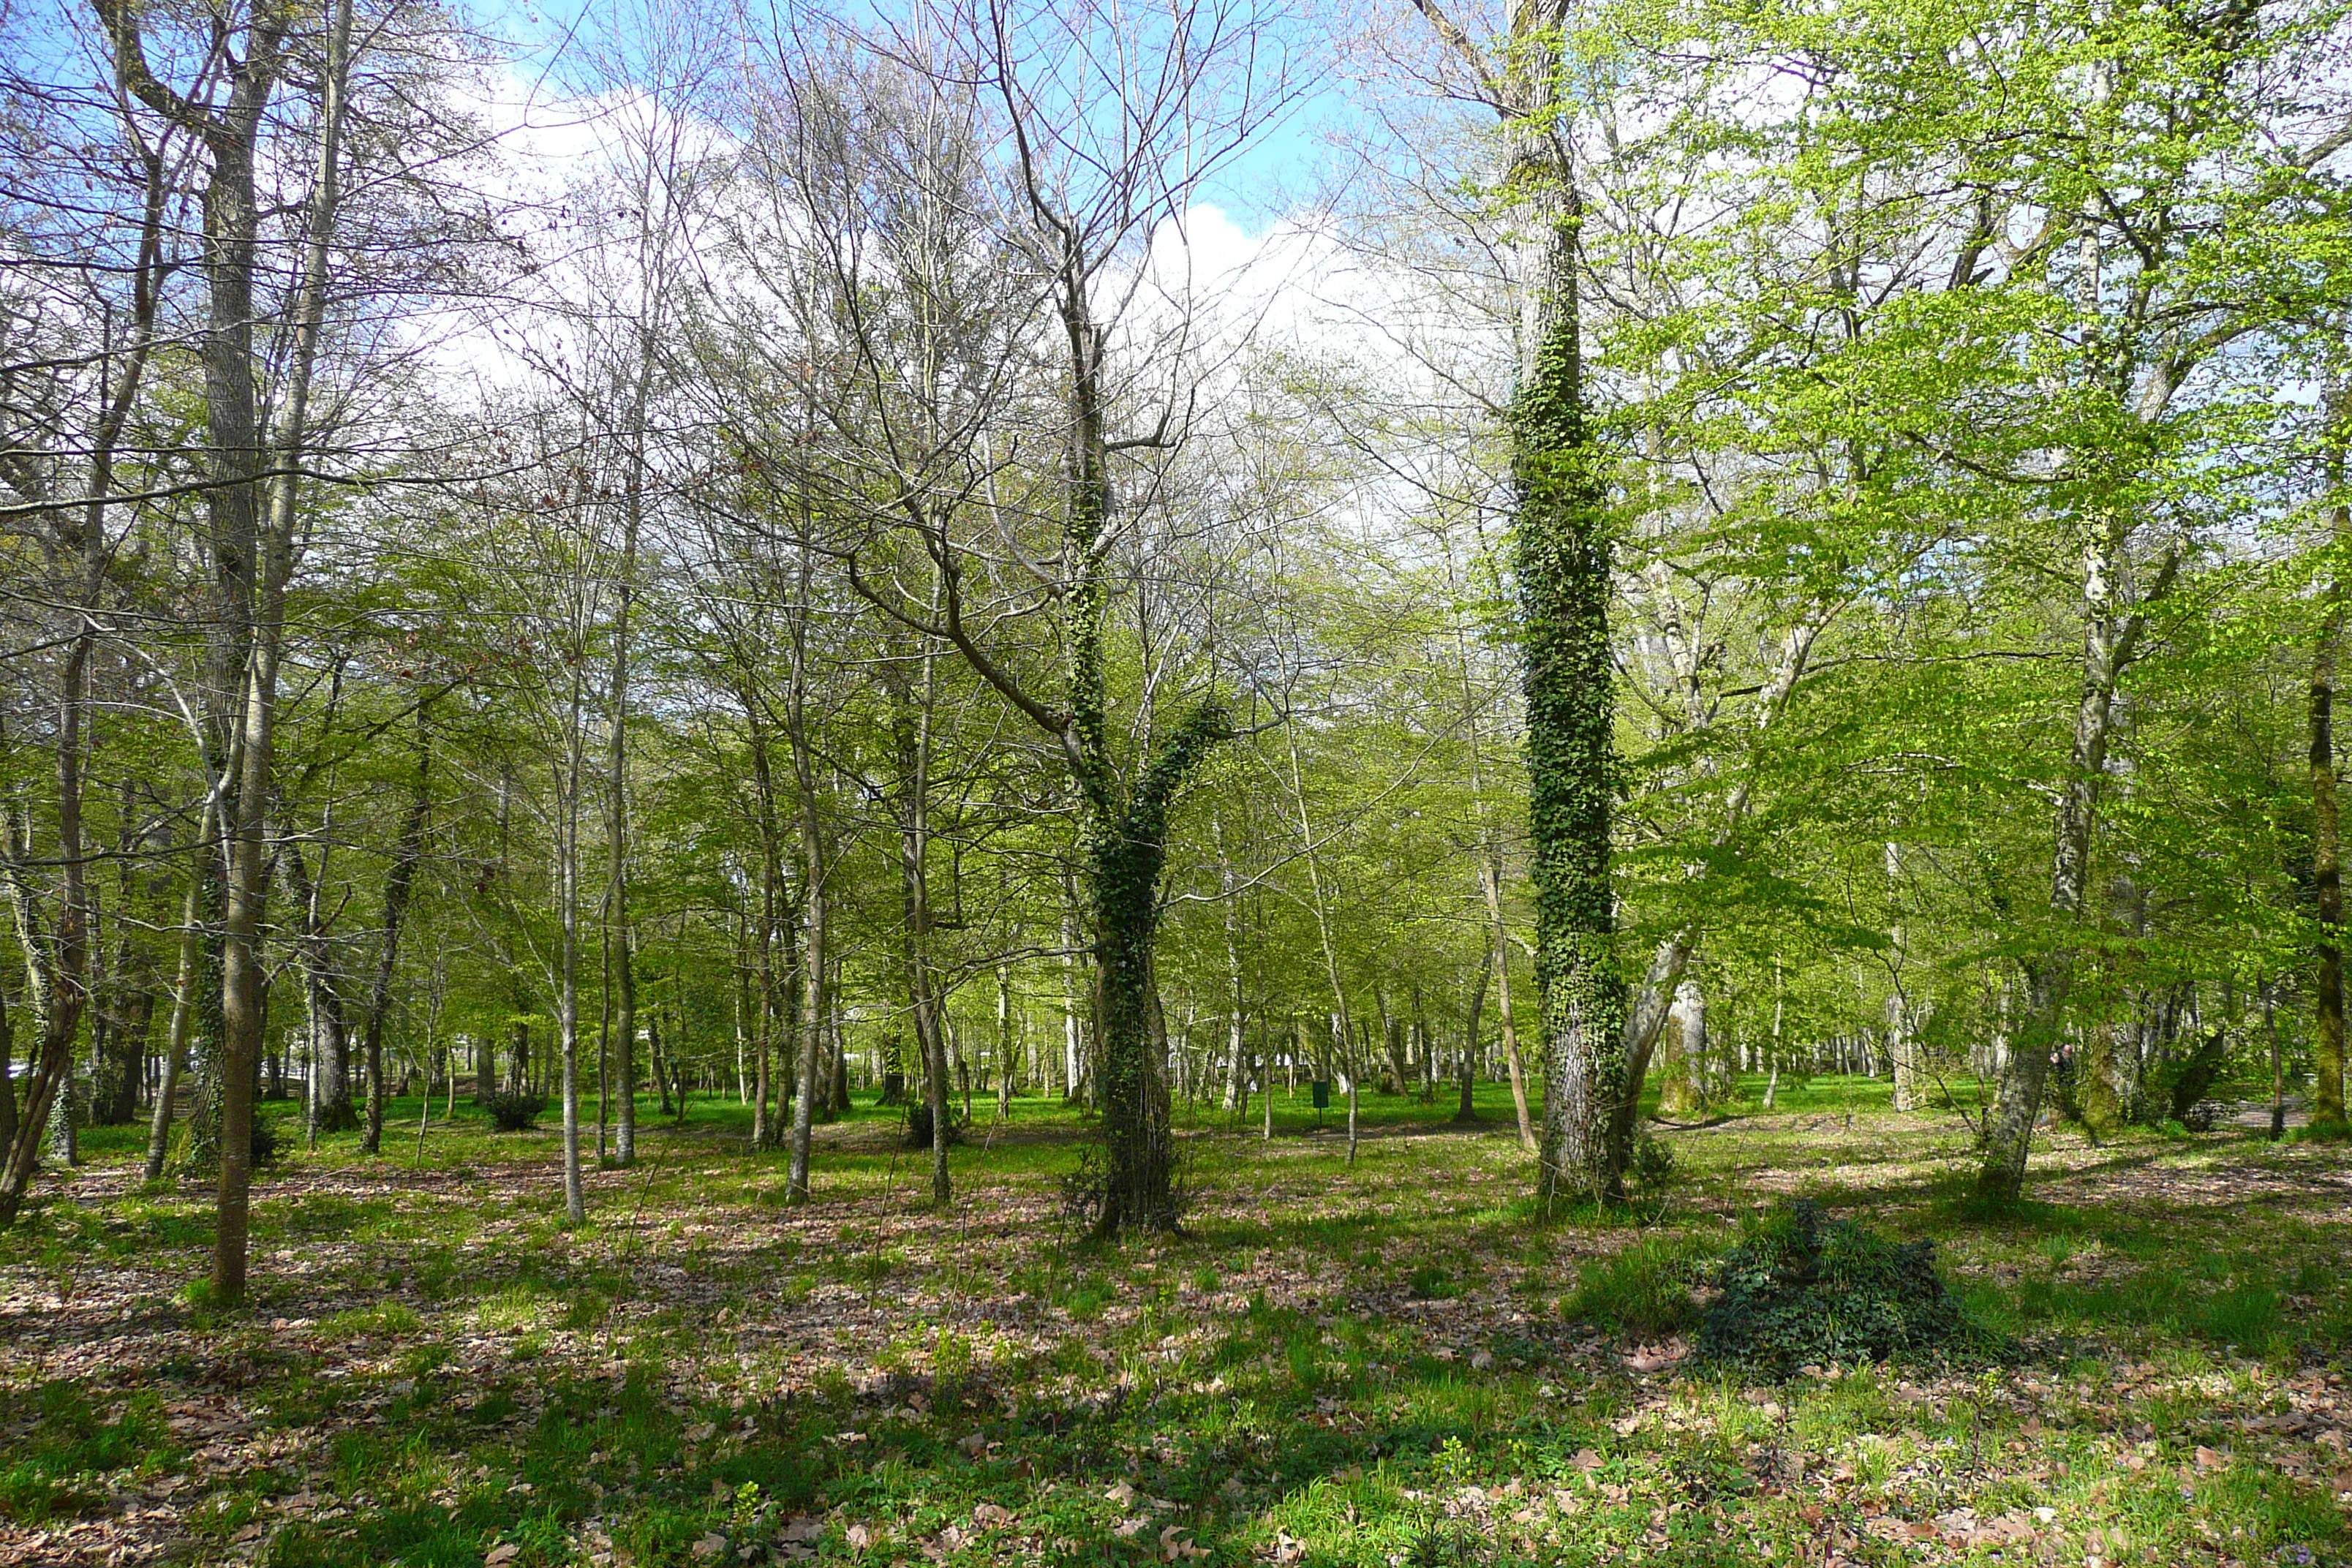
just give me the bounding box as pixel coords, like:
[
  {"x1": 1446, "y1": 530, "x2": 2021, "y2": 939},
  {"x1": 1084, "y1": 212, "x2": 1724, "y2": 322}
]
[
  {"x1": 1469, "y1": 1349, "x2": 1494, "y2": 1371},
  {"x1": 844, "y1": 1524, "x2": 872, "y2": 1550},
  {"x1": 1573, "y1": 1448, "x2": 1604, "y2": 1471},
  {"x1": 1105, "y1": 1480, "x2": 1139, "y2": 1505},
  {"x1": 2195, "y1": 1446, "x2": 2224, "y2": 1471},
  {"x1": 1113, "y1": 1515, "x2": 1150, "y2": 1538},
  {"x1": 486, "y1": 1547, "x2": 521, "y2": 1567},
  {"x1": 684, "y1": 1421, "x2": 717, "y2": 1442},
  {"x1": 690, "y1": 1535, "x2": 725, "y2": 1561},
  {"x1": 960, "y1": 1433, "x2": 989, "y2": 1457},
  {"x1": 973, "y1": 1502, "x2": 1012, "y2": 1526}
]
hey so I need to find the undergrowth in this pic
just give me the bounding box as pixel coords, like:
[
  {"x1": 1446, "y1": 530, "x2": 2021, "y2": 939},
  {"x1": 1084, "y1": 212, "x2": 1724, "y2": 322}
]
[{"x1": 1697, "y1": 1199, "x2": 2013, "y2": 1376}]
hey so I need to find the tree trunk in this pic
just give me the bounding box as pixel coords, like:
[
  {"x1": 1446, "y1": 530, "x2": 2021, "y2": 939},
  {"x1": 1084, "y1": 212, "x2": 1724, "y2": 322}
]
[
  {"x1": 1458, "y1": 949, "x2": 1488, "y2": 1123},
  {"x1": 357, "y1": 745, "x2": 429, "y2": 1155},
  {"x1": 281, "y1": 844, "x2": 356, "y2": 1137},
  {"x1": 1060, "y1": 892, "x2": 1083, "y2": 1103},
  {"x1": 1978, "y1": 519, "x2": 2158, "y2": 1202},
  {"x1": 1086, "y1": 704, "x2": 1229, "y2": 1235},
  {"x1": 1216, "y1": 812, "x2": 1247, "y2": 1117},
  {"x1": 784, "y1": 543, "x2": 827, "y2": 1202},
  {"x1": 996, "y1": 965, "x2": 1017, "y2": 1120},
  {"x1": 558, "y1": 673, "x2": 587, "y2": 1224},
  {"x1": 2313, "y1": 430, "x2": 2351, "y2": 1139},
  {"x1": 746, "y1": 734, "x2": 780, "y2": 1150},
  {"x1": 0, "y1": 960, "x2": 15, "y2": 1167}
]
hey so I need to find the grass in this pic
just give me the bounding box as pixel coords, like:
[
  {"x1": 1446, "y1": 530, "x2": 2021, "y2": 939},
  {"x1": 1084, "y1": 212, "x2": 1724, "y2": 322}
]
[{"x1": 1, "y1": 1075, "x2": 2348, "y2": 1566}]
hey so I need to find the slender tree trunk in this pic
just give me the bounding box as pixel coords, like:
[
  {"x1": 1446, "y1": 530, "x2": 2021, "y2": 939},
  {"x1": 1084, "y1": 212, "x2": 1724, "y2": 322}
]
[
  {"x1": 1449, "y1": 527, "x2": 1537, "y2": 1152},
  {"x1": 358, "y1": 746, "x2": 429, "y2": 1155},
  {"x1": 748, "y1": 723, "x2": 784, "y2": 1152},
  {"x1": 2266, "y1": 981, "x2": 2286, "y2": 1139},
  {"x1": 1284, "y1": 717, "x2": 1357, "y2": 1145},
  {"x1": 786, "y1": 851, "x2": 825, "y2": 1200},
  {"x1": 606, "y1": 486, "x2": 641, "y2": 1166},
  {"x1": 2313, "y1": 425, "x2": 2351, "y2": 1139},
  {"x1": 0, "y1": 791, "x2": 90, "y2": 1227},
  {"x1": 1482, "y1": 867, "x2": 1537, "y2": 1151},
  {"x1": 281, "y1": 843, "x2": 358, "y2": 1142},
  {"x1": 1978, "y1": 520, "x2": 2162, "y2": 1200},
  {"x1": 1458, "y1": 949, "x2": 1489, "y2": 1123},
  {"x1": 558, "y1": 675, "x2": 587, "y2": 1224},
  {"x1": 1216, "y1": 811, "x2": 1247, "y2": 1117},
  {"x1": 0, "y1": 955, "x2": 15, "y2": 1166},
  {"x1": 1060, "y1": 892, "x2": 1082, "y2": 1104},
  {"x1": 995, "y1": 965, "x2": 1016, "y2": 1120}
]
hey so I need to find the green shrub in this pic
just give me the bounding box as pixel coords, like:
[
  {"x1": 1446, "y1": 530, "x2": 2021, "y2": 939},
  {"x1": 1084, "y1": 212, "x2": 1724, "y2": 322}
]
[
  {"x1": 474, "y1": 1092, "x2": 545, "y2": 1131},
  {"x1": 1562, "y1": 1232, "x2": 1705, "y2": 1338},
  {"x1": 1697, "y1": 1200, "x2": 2009, "y2": 1377},
  {"x1": 1627, "y1": 1132, "x2": 1676, "y2": 1194},
  {"x1": 903, "y1": 1101, "x2": 965, "y2": 1149}
]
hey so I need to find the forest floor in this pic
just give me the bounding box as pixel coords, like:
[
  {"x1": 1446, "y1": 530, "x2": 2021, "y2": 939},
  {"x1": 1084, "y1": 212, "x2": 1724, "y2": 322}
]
[{"x1": 2, "y1": 1076, "x2": 2349, "y2": 1568}]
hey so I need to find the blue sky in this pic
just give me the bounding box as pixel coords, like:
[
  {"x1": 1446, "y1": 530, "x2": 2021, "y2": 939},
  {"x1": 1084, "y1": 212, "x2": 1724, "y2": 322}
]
[{"x1": 472, "y1": 0, "x2": 1360, "y2": 238}]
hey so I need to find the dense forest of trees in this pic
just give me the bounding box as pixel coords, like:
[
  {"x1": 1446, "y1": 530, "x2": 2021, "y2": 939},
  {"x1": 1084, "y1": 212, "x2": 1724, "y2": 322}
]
[{"x1": 3, "y1": 0, "x2": 2349, "y2": 1294}]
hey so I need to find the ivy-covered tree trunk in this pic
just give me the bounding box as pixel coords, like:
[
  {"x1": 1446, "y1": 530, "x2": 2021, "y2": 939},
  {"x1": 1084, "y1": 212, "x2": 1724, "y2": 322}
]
[
  {"x1": 1061, "y1": 399, "x2": 1231, "y2": 1231},
  {"x1": 1409, "y1": 0, "x2": 1624, "y2": 1210},
  {"x1": 1085, "y1": 704, "x2": 1232, "y2": 1236},
  {"x1": 1507, "y1": 47, "x2": 1629, "y2": 1210}
]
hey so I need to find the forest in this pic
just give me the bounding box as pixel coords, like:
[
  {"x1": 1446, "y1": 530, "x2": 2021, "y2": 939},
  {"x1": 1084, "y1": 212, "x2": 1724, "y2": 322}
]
[{"x1": 2, "y1": 0, "x2": 2351, "y2": 1562}]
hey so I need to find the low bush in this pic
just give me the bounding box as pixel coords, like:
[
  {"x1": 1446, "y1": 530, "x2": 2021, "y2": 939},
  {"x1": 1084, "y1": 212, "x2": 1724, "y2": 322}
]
[
  {"x1": 1697, "y1": 1199, "x2": 2010, "y2": 1377},
  {"x1": 474, "y1": 1092, "x2": 545, "y2": 1132},
  {"x1": 903, "y1": 1101, "x2": 965, "y2": 1150}
]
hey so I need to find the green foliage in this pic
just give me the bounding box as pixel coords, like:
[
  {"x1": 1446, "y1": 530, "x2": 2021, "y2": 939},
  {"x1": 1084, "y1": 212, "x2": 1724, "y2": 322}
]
[
  {"x1": 902, "y1": 1101, "x2": 965, "y2": 1150},
  {"x1": 1697, "y1": 1201, "x2": 2010, "y2": 1377},
  {"x1": 474, "y1": 1093, "x2": 546, "y2": 1133},
  {"x1": 1561, "y1": 1232, "x2": 1707, "y2": 1338},
  {"x1": 1627, "y1": 1132, "x2": 1676, "y2": 1194},
  {"x1": 251, "y1": 1115, "x2": 286, "y2": 1173}
]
